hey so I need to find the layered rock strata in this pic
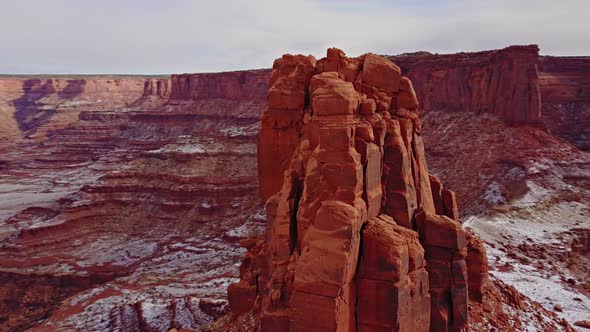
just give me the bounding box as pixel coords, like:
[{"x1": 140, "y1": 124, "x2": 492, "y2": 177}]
[
  {"x1": 143, "y1": 78, "x2": 171, "y2": 98},
  {"x1": 228, "y1": 49, "x2": 489, "y2": 331},
  {"x1": 0, "y1": 50, "x2": 584, "y2": 331},
  {"x1": 0, "y1": 76, "x2": 150, "y2": 142},
  {"x1": 0, "y1": 71, "x2": 267, "y2": 331},
  {"x1": 389, "y1": 45, "x2": 542, "y2": 126},
  {"x1": 539, "y1": 56, "x2": 590, "y2": 150},
  {"x1": 169, "y1": 70, "x2": 270, "y2": 101}
]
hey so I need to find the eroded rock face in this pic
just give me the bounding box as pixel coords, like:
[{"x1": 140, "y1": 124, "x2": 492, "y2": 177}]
[
  {"x1": 258, "y1": 55, "x2": 316, "y2": 200},
  {"x1": 1, "y1": 48, "x2": 583, "y2": 332},
  {"x1": 0, "y1": 76, "x2": 149, "y2": 142},
  {"x1": 143, "y1": 78, "x2": 171, "y2": 98},
  {"x1": 357, "y1": 214, "x2": 430, "y2": 331},
  {"x1": 169, "y1": 70, "x2": 269, "y2": 101},
  {"x1": 228, "y1": 48, "x2": 490, "y2": 331},
  {"x1": 389, "y1": 45, "x2": 542, "y2": 126},
  {"x1": 539, "y1": 56, "x2": 590, "y2": 150}
]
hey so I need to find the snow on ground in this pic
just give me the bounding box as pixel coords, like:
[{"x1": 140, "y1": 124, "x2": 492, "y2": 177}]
[
  {"x1": 482, "y1": 181, "x2": 507, "y2": 205},
  {"x1": 464, "y1": 200, "x2": 586, "y2": 246},
  {"x1": 466, "y1": 179, "x2": 590, "y2": 329},
  {"x1": 219, "y1": 122, "x2": 260, "y2": 137},
  {"x1": 487, "y1": 245, "x2": 590, "y2": 326},
  {"x1": 146, "y1": 136, "x2": 256, "y2": 155},
  {"x1": 224, "y1": 221, "x2": 266, "y2": 239},
  {"x1": 0, "y1": 186, "x2": 69, "y2": 221}
]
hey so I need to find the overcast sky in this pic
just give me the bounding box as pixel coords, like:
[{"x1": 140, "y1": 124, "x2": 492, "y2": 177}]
[{"x1": 1, "y1": 0, "x2": 589, "y2": 74}]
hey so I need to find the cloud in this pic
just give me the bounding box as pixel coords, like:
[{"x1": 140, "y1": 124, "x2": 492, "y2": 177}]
[{"x1": 0, "y1": 0, "x2": 588, "y2": 74}]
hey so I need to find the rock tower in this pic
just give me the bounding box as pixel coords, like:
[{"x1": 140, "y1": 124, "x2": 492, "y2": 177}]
[{"x1": 228, "y1": 48, "x2": 487, "y2": 332}]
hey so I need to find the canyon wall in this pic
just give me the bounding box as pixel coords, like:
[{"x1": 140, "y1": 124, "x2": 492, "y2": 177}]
[
  {"x1": 389, "y1": 45, "x2": 542, "y2": 126},
  {"x1": 169, "y1": 70, "x2": 270, "y2": 101},
  {"x1": 165, "y1": 45, "x2": 551, "y2": 128},
  {"x1": 388, "y1": 47, "x2": 590, "y2": 150},
  {"x1": 142, "y1": 77, "x2": 172, "y2": 98},
  {"x1": 3, "y1": 47, "x2": 585, "y2": 147},
  {"x1": 0, "y1": 76, "x2": 151, "y2": 142},
  {"x1": 163, "y1": 46, "x2": 590, "y2": 142},
  {"x1": 539, "y1": 56, "x2": 590, "y2": 150}
]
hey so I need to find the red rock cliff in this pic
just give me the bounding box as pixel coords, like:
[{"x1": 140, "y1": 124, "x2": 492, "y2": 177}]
[
  {"x1": 142, "y1": 77, "x2": 171, "y2": 98},
  {"x1": 169, "y1": 70, "x2": 270, "y2": 101},
  {"x1": 0, "y1": 76, "x2": 150, "y2": 142},
  {"x1": 539, "y1": 56, "x2": 590, "y2": 103},
  {"x1": 228, "y1": 48, "x2": 492, "y2": 332},
  {"x1": 539, "y1": 56, "x2": 590, "y2": 150},
  {"x1": 389, "y1": 45, "x2": 542, "y2": 126}
]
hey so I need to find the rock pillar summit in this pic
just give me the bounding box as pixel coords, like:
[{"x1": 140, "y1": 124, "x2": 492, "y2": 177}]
[{"x1": 228, "y1": 48, "x2": 488, "y2": 332}]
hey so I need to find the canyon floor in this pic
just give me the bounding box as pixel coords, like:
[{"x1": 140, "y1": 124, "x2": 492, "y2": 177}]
[{"x1": 0, "y1": 70, "x2": 588, "y2": 331}]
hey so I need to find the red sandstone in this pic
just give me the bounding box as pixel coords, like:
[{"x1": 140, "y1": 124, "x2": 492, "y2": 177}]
[
  {"x1": 228, "y1": 48, "x2": 486, "y2": 332},
  {"x1": 389, "y1": 45, "x2": 542, "y2": 126}
]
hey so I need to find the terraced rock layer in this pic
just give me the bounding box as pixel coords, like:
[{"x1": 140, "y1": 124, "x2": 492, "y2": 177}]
[
  {"x1": 539, "y1": 56, "x2": 590, "y2": 150},
  {"x1": 0, "y1": 71, "x2": 268, "y2": 331},
  {"x1": 0, "y1": 76, "x2": 154, "y2": 143},
  {"x1": 389, "y1": 45, "x2": 542, "y2": 126}
]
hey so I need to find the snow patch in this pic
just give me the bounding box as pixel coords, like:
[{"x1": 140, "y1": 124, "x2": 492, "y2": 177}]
[
  {"x1": 488, "y1": 245, "x2": 590, "y2": 327},
  {"x1": 482, "y1": 182, "x2": 506, "y2": 205}
]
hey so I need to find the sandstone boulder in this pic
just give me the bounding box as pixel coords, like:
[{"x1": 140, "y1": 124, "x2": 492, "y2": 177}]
[
  {"x1": 362, "y1": 53, "x2": 402, "y2": 93},
  {"x1": 396, "y1": 76, "x2": 419, "y2": 110},
  {"x1": 310, "y1": 73, "x2": 360, "y2": 115}
]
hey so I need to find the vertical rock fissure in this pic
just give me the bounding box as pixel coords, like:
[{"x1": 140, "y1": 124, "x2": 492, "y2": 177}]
[
  {"x1": 448, "y1": 250, "x2": 456, "y2": 325},
  {"x1": 353, "y1": 222, "x2": 366, "y2": 332},
  {"x1": 411, "y1": 139, "x2": 423, "y2": 223},
  {"x1": 288, "y1": 178, "x2": 303, "y2": 254}
]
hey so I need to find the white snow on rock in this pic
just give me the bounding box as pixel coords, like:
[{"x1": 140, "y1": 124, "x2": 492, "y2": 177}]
[
  {"x1": 482, "y1": 181, "x2": 507, "y2": 205},
  {"x1": 467, "y1": 177, "x2": 590, "y2": 330}
]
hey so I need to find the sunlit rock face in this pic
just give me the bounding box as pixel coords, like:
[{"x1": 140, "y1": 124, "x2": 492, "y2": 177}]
[{"x1": 228, "y1": 48, "x2": 494, "y2": 332}]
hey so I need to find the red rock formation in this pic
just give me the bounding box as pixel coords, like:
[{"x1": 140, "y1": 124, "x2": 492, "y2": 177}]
[
  {"x1": 2, "y1": 46, "x2": 586, "y2": 332},
  {"x1": 0, "y1": 76, "x2": 149, "y2": 142},
  {"x1": 539, "y1": 56, "x2": 590, "y2": 150},
  {"x1": 357, "y1": 215, "x2": 430, "y2": 331},
  {"x1": 169, "y1": 70, "x2": 270, "y2": 101},
  {"x1": 130, "y1": 77, "x2": 172, "y2": 108},
  {"x1": 465, "y1": 231, "x2": 488, "y2": 303},
  {"x1": 143, "y1": 77, "x2": 171, "y2": 98},
  {"x1": 228, "y1": 48, "x2": 488, "y2": 332},
  {"x1": 258, "y1": 55, "x2": 315, "y2": 199},
  {"x1": 389, "y1": 45, "x2": 542, "y2": 126}
]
